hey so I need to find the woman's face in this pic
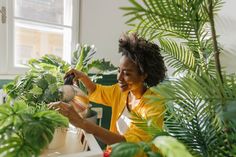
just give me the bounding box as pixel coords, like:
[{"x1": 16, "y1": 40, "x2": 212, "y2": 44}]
[{"x1": 117, "y1": 55, "x2": 146, "y2": 92}]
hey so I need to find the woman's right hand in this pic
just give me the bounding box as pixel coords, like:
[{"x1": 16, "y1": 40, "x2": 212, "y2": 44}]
[
  {"x1": 64, "y1": 69, "x2": 86, "y2": 81},
  {"x1": 65, "y1": 69, "x2": 96, "y2": 94},
  {"x1": 48, "y1": 101, "x2": 85, "y2": 128}
]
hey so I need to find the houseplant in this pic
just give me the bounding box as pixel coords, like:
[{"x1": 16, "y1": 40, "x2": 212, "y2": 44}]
[
  {"x1": 71, "y1": 44, "x2": 116, "y2": 92},
  {"x1": 0, "y1": 100, "x2": 69, "y2": 156},
  {"x1": 111, "y1": 0, "x2": 236, "y2": 156},
  {"x1": 1, "y1": 44, "x2": 116, "y2": 156},
  {"x1": 4, "y1": 44, "x2": 116, "y2": 107}
]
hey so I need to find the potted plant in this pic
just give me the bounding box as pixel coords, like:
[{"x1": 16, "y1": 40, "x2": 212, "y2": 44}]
[
  {"x1": 71, "y1": 44, "x2": 116, "y2": 91},
  {"x1": 1, "y1": 44, "x2": 116, "y2": 156},
  {"x1": 110, "y1": 0, "x2": 236, "y2": 156},
  {"x1": 0, "y1": 100, "x2": 69, "y2": 156}
]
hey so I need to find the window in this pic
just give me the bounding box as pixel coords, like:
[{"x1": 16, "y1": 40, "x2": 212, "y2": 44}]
[{"x1": 0, "y1": 0, "x2": 79, "y2": 78}]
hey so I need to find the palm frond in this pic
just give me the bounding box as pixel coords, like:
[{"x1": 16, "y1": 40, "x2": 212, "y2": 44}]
[
  {"x1": 121, "y1": 0, "x2": 224, "y2": 77},
  {"x1": 148, "y1": 72, "x2": 235, "y2": 156},
  {"x1": 159, "y1": 38, "x2": 196, "y2": 75},
  {"x1": 130, "y1": 110, "x2": 166, "y2": 137},
  {"x1": 122, "y1": 0, "x2": 213, "y2": 41}
]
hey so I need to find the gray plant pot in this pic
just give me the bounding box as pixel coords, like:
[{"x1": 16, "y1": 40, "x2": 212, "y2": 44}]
[{"x1": 85, "y1": 109, "x2": 98, "y2": 124}]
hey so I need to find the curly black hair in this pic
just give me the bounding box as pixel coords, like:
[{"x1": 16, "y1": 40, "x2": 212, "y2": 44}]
[{"x1": 119, "y1": 32, "x2": 166, "y2": 87}]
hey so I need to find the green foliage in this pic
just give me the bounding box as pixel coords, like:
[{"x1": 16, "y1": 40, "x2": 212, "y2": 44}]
[
  {"x1": 72, "y1": 44, "x2": 116, "y2": 79},
  {"x1": 4, "y1": 55, "x2": 69, "y2": 106},
  {"x1": 111, "y1": 142, "x2": 162, "y2": 157},
  {"x1": 4, "y1": 45, "x2": 116, "y2": 104},
  {"x1": 221, "y1": 98, "x2": 236, "y2": 155},
  {"x1": 2, "y1": 45, "x2": 116, "y2": 156},
  {"x1": 111, "y1": 142, "x2": 146, "y2": 157},
  {"x1": 0, "y1": 100, "x2": 69, "y2": 157},
  {"x1": 149, "y1": 73, "x2": 236, "y2": 156},
  {"x1": 152, "y1": 136, "x2": 193, "y2": 157},
  {"x1": 111, "y1": 137, "x2": 192, "y2": 157},
  {"x1": 72, "y1": 44, "x2": 117, "y2": 91},
  {"x1": 121, "y1": 0, "x2": 224, "y2": 77},
  {"x1": 117, "y1": 0, "x2": 236, "y2": 157},
  {"x1": 129, "y1": 111, "x2": 168, "y2": 138}
]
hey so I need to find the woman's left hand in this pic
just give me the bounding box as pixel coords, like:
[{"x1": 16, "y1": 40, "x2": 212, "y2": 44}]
[{"x1": 48, "y1": 101, "x2": 84, "y2": 128}]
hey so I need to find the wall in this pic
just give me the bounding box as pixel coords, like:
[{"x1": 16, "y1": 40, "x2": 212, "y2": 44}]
[
  {"x1": 216, "y1": 0, "x2": 236, "y2": 74},
  {"x1": 79, "y1": 0, "x2": 131, "y2": 66},
  {"x1": 0, "y1": 80, "x2": 11, "y2": 89}
]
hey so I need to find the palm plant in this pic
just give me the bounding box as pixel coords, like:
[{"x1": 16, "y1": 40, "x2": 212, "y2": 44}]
[{"x1": 110, "y1": 0, "x2": 236, "y2": 156}]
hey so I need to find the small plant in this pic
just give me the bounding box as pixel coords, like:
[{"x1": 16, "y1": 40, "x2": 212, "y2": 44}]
[
  {"x1": 72, "y1": 44, "x2": 117, "y2": 92},
  {"x1": 0, "y1": 100, "x2": 69, "y2": 156},
  {"x1": 4, "y1": 54, "x2": 70, "y2": 106},
  {"x1": 2, "y1": 44, "x2": 116, "y2": 156},
  {"x1": 4, "y1": 44, "x2": 116, "y2": 104},
  {"x1": 72, "y1": 44, "x2": 116, "y2": 77}
]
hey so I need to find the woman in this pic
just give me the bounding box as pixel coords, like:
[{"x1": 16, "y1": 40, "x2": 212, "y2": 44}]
[{"x1": 52, "y1": 32, "x2": 166, "y2": 145}]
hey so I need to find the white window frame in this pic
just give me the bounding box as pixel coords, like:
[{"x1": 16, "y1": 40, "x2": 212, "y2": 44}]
[{"x1": 0, "y1": 0, "x2": 80, "y2": 79}]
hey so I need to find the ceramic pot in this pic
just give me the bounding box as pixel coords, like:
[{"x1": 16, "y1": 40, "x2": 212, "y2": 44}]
[{"x1": 47, "y1": 127, "x2": 67, "y2": 149}]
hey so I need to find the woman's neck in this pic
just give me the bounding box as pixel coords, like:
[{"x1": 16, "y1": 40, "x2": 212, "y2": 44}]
[{"x1": 130, "y1": 86, "x2": 147, "y2": 99}]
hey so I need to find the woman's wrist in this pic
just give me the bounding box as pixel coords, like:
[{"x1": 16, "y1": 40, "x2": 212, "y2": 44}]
[
  {"x1": 74, "y1": 118, "x2": 87, "y2": 129},
  {"x1": 78, "y1": 72, "x2": 88, "y2": 81},
  {"x1": 80, "y1": 119, "x2": 95, "y2": 134}
]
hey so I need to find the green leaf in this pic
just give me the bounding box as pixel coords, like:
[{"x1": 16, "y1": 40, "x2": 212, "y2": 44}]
[
  {"x1": 87, "y1": 59, "x2": 116, "y2": 72},
  {"x1": 0, "y1": 104, "x2": 13, "y2": 115},
  {"x1": 29, "y1": 85, "x2": 43, "y2": 96},
  {"x1": 34, "y1": 110, "x2": 69, "y2": 127},
  {"x1": 22, "y1": 120, "x2": 54, "y2": 150},
  {"x1": 0, "y1": 116, "x2": 14, "y2": 131},
  {"x1": 111, "y1": 142, "x2": 143, "y2": 157},
  {"x1": 74, "y1": 44, "x2": 95, "y2": 71},
  {"x1": 152, "y1": 136, "x2": 193, "y2": 157},
  {"x1": 36, "y1": 78, "x2": 48, "y2": 90},
  {"x1": 44, "y1": 73, "x2": 57, "y2": 84},
  {"x1": 48, "y1": 83, "x2": 58, "y2": 94},
  {"x1": 0, "y1": 136, "x2": 39, "y2": 157}
]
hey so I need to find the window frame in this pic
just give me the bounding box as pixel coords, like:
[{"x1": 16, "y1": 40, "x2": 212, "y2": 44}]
[{"x1": 0, "y1": 0, "x2": 80, "y2": 79}]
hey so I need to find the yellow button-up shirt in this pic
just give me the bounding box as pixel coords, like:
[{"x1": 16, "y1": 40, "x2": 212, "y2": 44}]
[{"x1": 88, "y1": 83, "x2": 164, "y2": 143}]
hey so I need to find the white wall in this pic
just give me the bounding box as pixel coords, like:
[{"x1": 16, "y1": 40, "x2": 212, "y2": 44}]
[
  {"x1": 79, "y1": 0, "x2": 236, "y2": 74},
  {"x1": 216, "y1": 0, "x2": 236, "y2": 74},
  {"x1": 79, "y1": 0, "x2": 130, "y2": 66}
]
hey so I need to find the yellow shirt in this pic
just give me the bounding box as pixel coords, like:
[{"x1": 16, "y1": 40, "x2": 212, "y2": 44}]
[{"x1": 88, "y1": 83, "x2": 164, "y2": 143}]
